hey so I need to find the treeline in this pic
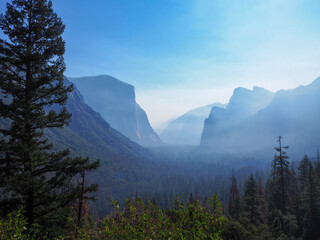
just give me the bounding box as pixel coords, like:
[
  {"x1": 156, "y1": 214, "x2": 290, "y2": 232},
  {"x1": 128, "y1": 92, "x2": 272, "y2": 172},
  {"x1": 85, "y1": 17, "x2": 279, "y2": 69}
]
[
  {"x1": 84, "y1": 137, "x2": 320, "y2": 240},
  {"x1": 1, "y1": 0, "x2": 320, "y2": 239},
  {"x1": 88, "y1": 144, "x2": 269, "y2": 217},
  {"x1": 226, "y1": 137, "x2": 320, "y2": 239},
  {"x1": 1, "y1": 140, "x2": 319, "y2": 240},
  {"x1": 87, "y1": 156, "x2": 267, "y2": 218}
]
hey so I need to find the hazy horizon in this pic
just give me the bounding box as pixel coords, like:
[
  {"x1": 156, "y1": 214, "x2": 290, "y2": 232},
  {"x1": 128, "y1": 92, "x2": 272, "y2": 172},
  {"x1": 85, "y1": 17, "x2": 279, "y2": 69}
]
[{"x1": 1, "y1": 0, "x2": 320, "y2": 128}]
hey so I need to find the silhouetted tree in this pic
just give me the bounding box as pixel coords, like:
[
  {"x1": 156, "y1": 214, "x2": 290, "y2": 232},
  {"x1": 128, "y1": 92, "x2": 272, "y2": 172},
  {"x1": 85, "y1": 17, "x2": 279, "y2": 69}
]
[
  {"x1": 228, "y1": 173, "x2": 241, "y2": 220},
  {"x1": 300, "y1": 160, "x2": 320, "y2": 239},
  {"x1": 256, "y1": 177, "x2": 268, "y2": 223},
  {"x1": 269, "y1": 136, "x2": 290, "y2": 214},
  {"x1": 0, "y1": 0, "x2": 99, "y2": 236},
  {"x1": 290, "y1": 166, "x2": 303, "y2": 236},
  {"x1": 242, "y1": 173, "x2": 266, "y2": 226},
  {"x1": 266, "y1": 137, "x2": 298, "y2": 237},
  {"x1": 316, "y1": 145, "x2": 320, "y2": 178},
  {"x1": 298, "y1": 155, "x2": 311, "y2": 192}
]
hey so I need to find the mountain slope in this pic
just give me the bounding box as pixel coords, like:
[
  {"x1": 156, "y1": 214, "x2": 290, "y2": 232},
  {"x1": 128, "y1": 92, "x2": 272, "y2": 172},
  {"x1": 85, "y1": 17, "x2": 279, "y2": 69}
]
[
  {"x1": 201, "y1": 86, "x2": 275, "y2": 151},
  {"x1": 69, "y1": 75, "x2": 162, "y2": 146},
  {"x1": 45, "y1": 77, "x2": 148, "y2": 160},
  {"x1": 200, "y1": 78, "x2": 320, "y2": 158},
  {"x1": 160, "y1": 103, "x2": 226, "y2": 145},
  {"x1": 0, "y1": 77, "x2": 158, "y2": 217}
]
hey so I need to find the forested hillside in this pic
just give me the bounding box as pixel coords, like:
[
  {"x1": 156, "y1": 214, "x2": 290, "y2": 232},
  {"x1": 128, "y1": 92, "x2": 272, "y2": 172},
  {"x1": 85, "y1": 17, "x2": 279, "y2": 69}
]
[{"x1": 1, "y1": 0, "x2": 320, "y2": 239}]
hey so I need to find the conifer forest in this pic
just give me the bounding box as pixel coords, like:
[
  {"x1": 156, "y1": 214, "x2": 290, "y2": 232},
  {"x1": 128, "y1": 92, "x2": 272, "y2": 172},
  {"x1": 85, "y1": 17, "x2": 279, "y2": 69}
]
[{"x1": 1, "y1": 0, "x2": 320, "y2": 239}]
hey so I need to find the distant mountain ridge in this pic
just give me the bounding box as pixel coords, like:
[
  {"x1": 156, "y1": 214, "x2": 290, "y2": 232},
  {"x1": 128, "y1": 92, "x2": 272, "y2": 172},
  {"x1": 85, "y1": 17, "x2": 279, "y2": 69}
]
[
  {"x1": 160, "y1": 103, "x2": 226, "y2": 145},
  {"x1": 202, "y1": 86, "x2": 275, "y2": 140},
  {"x1": 70, "y1": 75, "x2": 162, "y2": 147},
  {"x1": 200, "y1": 78, "x2": 320, "y2": 158}
]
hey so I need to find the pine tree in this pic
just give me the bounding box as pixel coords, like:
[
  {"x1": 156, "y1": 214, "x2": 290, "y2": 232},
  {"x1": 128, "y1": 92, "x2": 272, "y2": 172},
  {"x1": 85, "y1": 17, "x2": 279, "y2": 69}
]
[
  {"x1": 256, "y1": 177, "x2": 268, "y2": 223},
  {"x1": 270, "y1": 136, "x2": 290, "y2": 214},
  {"x1": 301, "y1": 160, "x2": 320, "y2": 239},
  {"x1": 298, "y1": 155, "x2": 310, "y2": 192},
  {"x1": 228, "y1": 173, "x2": 241, "y2": 220},
  {"x1": 242, "y1": 173, "x2": 265, "y2": 226},
  {"x1": 316, "y1": 145, "x2": 320, "y2": 178},
  {"x1": 0, "y1": 0, "x2": 99, "y2": 235},
  {"x1": 266, "y1": 137, "x2": 298, "y2": 237},
  {"x1": 290, "y1": 166, "x2": 303, "y2": 236}
]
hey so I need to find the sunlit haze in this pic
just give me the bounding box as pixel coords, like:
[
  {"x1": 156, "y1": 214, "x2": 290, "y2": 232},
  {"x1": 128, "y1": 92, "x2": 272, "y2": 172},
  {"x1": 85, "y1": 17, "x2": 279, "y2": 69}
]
[{"x1": 1, "y1": 0, "x2": 320, "y2": 129}]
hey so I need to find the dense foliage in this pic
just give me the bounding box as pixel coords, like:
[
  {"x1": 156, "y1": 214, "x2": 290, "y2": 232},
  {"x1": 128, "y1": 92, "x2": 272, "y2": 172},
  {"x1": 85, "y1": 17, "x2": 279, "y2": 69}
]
[
  {"x1": 0, "y1": 196, "x2": 226, "y2": 239},
  {"x1": 1, "y1": 0, "x2": 319, "y2": 239},
  {"x1": 0, "y1": 0, "x2": 99, "y2": 237},
  {"x1": 1, "y1": 140, "x2": 319, "y2": 239},
  {"x1": 68, "y1": 195, "x2": 226, "y2": 239},
  {"x1": 226, "y1": 138, "x2": 320, "y2": 239}
]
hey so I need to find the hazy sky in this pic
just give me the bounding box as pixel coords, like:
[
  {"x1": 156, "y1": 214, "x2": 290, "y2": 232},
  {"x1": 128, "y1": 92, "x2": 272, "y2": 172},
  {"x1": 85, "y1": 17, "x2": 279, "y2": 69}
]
[{"x1": 1, "y1": 0, "x2": 320, "y2": 129}]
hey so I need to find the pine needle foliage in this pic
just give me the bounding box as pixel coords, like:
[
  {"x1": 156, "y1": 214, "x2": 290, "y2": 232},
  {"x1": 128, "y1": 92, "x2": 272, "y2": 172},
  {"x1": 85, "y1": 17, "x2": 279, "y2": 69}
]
[{"x1": 0, "y1": 0, "x2": 99, "y2": 236}]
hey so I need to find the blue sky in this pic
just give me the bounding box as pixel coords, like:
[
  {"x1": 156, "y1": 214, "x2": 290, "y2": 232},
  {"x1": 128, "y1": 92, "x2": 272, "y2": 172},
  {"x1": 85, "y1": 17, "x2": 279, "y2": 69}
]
[{"x1": 1, "y1": 0, "x2": 320, "y2": 128}]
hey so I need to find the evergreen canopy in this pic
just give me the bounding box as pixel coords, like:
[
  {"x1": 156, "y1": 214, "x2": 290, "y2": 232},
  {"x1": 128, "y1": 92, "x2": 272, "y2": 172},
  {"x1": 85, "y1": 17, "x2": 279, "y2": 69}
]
[{"x1": 0, "y1": 0, "x2": 99, "y2": 235}]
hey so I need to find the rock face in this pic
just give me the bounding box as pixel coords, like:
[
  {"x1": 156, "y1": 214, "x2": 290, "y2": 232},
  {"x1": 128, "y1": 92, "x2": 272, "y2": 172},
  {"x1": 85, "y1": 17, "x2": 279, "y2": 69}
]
[
  {"x1": 224, "y1": 86, "x2": 275, "y2": 123},
  {"x1": 0, "y1": 75, "x2": 150, "y2": 165},
  {"x1": 45, "y1": 77, "x2": 149, "y2": 159},
  {"x1": 200, "y1": 78, "x2": 320, "y2": 158},
  {"x1": 160, "y1": 103, "x2": 226, "y2": 145},
  {"x1": 70, "y1": 75, "x2": 162, "y2": 146}
]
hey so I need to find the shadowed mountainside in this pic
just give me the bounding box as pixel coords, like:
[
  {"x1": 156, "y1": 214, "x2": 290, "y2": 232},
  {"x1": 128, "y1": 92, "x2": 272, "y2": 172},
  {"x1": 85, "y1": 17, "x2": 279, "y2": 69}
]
[
  {"x1": 201, "y1": 78, "x2": 320, "y2": 158},
  {"x1": 69, "y1": 75, "x2": 162, "y2": 146}
]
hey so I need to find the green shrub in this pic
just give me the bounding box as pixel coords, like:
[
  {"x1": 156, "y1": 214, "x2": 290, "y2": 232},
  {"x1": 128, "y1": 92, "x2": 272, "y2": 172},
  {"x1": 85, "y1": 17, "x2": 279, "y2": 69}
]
[
  {"x1": 0, "y1": 209, "x2": 39, "y2": 240},
  {"x1": 65, "y1": 195, "x2": 226, "y2": 240}
]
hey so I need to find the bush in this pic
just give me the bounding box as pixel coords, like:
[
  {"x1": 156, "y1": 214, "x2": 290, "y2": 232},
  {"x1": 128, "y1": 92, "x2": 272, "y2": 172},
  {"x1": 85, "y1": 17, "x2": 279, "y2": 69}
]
[
  {"x1": 65, "y1": 195, "x2": 226, "y2": 240},
  {"x1": 0, "y1": 209, "x2": 39, "y2": 240}
]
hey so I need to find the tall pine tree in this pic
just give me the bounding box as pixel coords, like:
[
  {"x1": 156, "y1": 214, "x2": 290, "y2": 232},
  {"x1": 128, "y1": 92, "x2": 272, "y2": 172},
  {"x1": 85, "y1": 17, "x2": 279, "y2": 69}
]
[
  {"x1": 0, "y1": 0, "x2": 99, "y2": 235},
  {"x1": 270, "y1": 136, "x2": 290, "y2": 214},
  {"x1": 266, "y1": 137, "x2": 298, "y2": 237},
  {"x1": 290, "y1": 165, "x2": 303, "y2": 236},
  {"x1": 242, "y1": 173, "x2": 265, "y2": 226},
  {"x1": 298, "y1": 155, "x2": 311, "y2": 192},
  {"x1": 256, "y1": 177, "x2": 268, "y2": 224},
  {"x1": 316, "y1": 145, "x2": 320, "y2": 178},
  {"x1": 228, "y1": 172, "x2": 241, "y2": 220},
  {"x1": 300, "y1": 159, "x2": 320, "y2": 239}
]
